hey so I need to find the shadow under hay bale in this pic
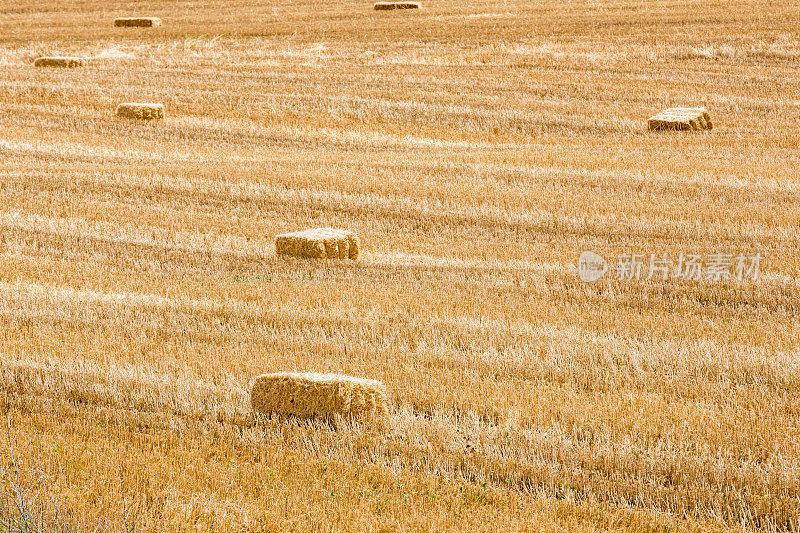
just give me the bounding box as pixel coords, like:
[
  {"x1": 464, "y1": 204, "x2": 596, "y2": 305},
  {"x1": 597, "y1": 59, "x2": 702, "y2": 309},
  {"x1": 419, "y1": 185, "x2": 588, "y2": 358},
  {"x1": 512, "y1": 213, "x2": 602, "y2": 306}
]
[
  {"x1": 374, "y1": 2, "x2": 421, "y2": 9},
  {"x1": 114, "y1": 17, "x2": 162, "y2": 28},
  {"x1": 250, "y1": 372, "x2": 389, "y2": 426},
  {"x1": 33, "y1": 56, "x2": 85, "y2": 68},
  {"x1": 115, "y1": 103, "x2": 164, "y2": 120},
  {"x1": 648, "y1": 107, "x2": 713, "y2": 131},
  {"x1": 275, "y1": 228, "x2": 359, "y2": 260}
]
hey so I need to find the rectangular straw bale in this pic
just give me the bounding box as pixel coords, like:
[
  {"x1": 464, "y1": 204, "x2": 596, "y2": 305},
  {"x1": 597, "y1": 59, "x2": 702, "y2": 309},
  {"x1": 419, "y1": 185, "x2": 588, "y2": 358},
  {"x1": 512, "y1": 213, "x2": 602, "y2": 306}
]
[
  {"x1": 275, "y1": 227, "x2": 359, "y2": 260},
  {"x1": 114, "y1": 17, "x2": 162, "y2": 27},
  {"x1": 115, "y1": 102, "x2": 164, "y2": 120},
  {"x1": 374, "y1": 2, "x2": 421, "y2": 9},
  {"x1": 33, "y1": 56, "x2": 85, "y2": 68},
  {"x1": 251, "y1": 372, "x2": 389, "y2": 424},
  {"x1": 648, "y1": 107, "x2": 712, "y2": 131}
]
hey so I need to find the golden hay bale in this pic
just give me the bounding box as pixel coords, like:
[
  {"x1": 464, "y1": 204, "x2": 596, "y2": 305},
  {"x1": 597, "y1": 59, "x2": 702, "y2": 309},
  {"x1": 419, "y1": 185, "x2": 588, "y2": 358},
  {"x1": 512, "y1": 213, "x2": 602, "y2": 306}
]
[
  {"x1": 114, "y1": 17, "x2": 162, "y2": 28},
  {"x1": 648, "y1": 107, "x2": 713, "y2": 131},
  {"x1": 33, "y1": 56, "x2": 85, "y2": 68},
  {"x1": 374, "y1": 1, "x2": 421, "y2": 9},
  {"x1": 115, "y1": 102, "x2": 164, "y2": 120},
  {"x1": 275, "y1": 227, "x2": 360, "y2": 260},
  {"x1": 250, "y1": 372, "x2": 389, "y2": 424}
]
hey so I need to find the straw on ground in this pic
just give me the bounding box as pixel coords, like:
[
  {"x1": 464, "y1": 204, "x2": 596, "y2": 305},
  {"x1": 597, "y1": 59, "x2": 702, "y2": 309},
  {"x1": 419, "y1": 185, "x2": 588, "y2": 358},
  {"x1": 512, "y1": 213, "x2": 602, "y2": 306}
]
[
  {"x1": 275, "y1": 228, "x2": 360, "y2": 260},
  {"x1": 33, "y1": 57, "x2": 84, "y2": 68},
  {"x1": 113, "y1": 17, "x2": 162, "y2": 28},
  {"x1": 374, "y1": 2, "x2": 421, "y2": 10},
  {"x1": 647, "y1": 107, "x2": 713, "y2": 131},
  {"x1": 115, "y1": 103, "x2": 165, "y2": 120},
  {"x1": 250, "y1": 372, "x2": 389, "y2": 424}
]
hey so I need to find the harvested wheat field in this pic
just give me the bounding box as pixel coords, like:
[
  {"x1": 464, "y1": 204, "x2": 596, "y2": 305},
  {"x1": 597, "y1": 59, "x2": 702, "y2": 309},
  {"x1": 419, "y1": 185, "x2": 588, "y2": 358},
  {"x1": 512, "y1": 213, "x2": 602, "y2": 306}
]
[{"x1": 1, "y1": 0, "x2": 799, "y2": 531}]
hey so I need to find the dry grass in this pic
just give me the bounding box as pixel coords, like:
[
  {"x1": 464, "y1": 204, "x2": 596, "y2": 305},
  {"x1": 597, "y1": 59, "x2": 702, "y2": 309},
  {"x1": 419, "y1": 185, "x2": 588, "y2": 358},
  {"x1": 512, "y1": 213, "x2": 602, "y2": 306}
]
[{"x1": 1, "y1": 0, "x2": 800, "y2": 531}]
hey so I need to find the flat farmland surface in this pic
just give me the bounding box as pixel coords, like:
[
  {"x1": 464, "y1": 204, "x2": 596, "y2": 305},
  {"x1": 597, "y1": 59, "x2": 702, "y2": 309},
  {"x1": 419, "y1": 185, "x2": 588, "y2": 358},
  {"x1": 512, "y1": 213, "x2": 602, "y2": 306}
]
[{"x1": 1, "y1": 0, "x2": 800, "y2": 531}]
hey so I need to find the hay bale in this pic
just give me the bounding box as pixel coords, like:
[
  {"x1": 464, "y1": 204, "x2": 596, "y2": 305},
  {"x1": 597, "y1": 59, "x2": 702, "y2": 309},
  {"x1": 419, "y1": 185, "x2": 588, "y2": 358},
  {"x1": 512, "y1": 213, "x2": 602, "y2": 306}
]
[
  {"x1": 275, "y1": 227, "x2": 359, "y2": 260},
  {"x1": 115, "y1": 102, "x2": 164, "y2": 120},
  {"x1": 33, "y1": 56, "x2": 85, "y2": 68},
  {"x1": 374, "y1": 1, "x2": 421, "y2": 9},
  {"x1": 114, "y1": 17, "x2": 162, "y2": 27},
  {"x1": 250, "y1": 372, "x2": 389, "y2": 424},
  {"x1": 648, "y1": 107, "x2": 713, "y2": 131}
]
